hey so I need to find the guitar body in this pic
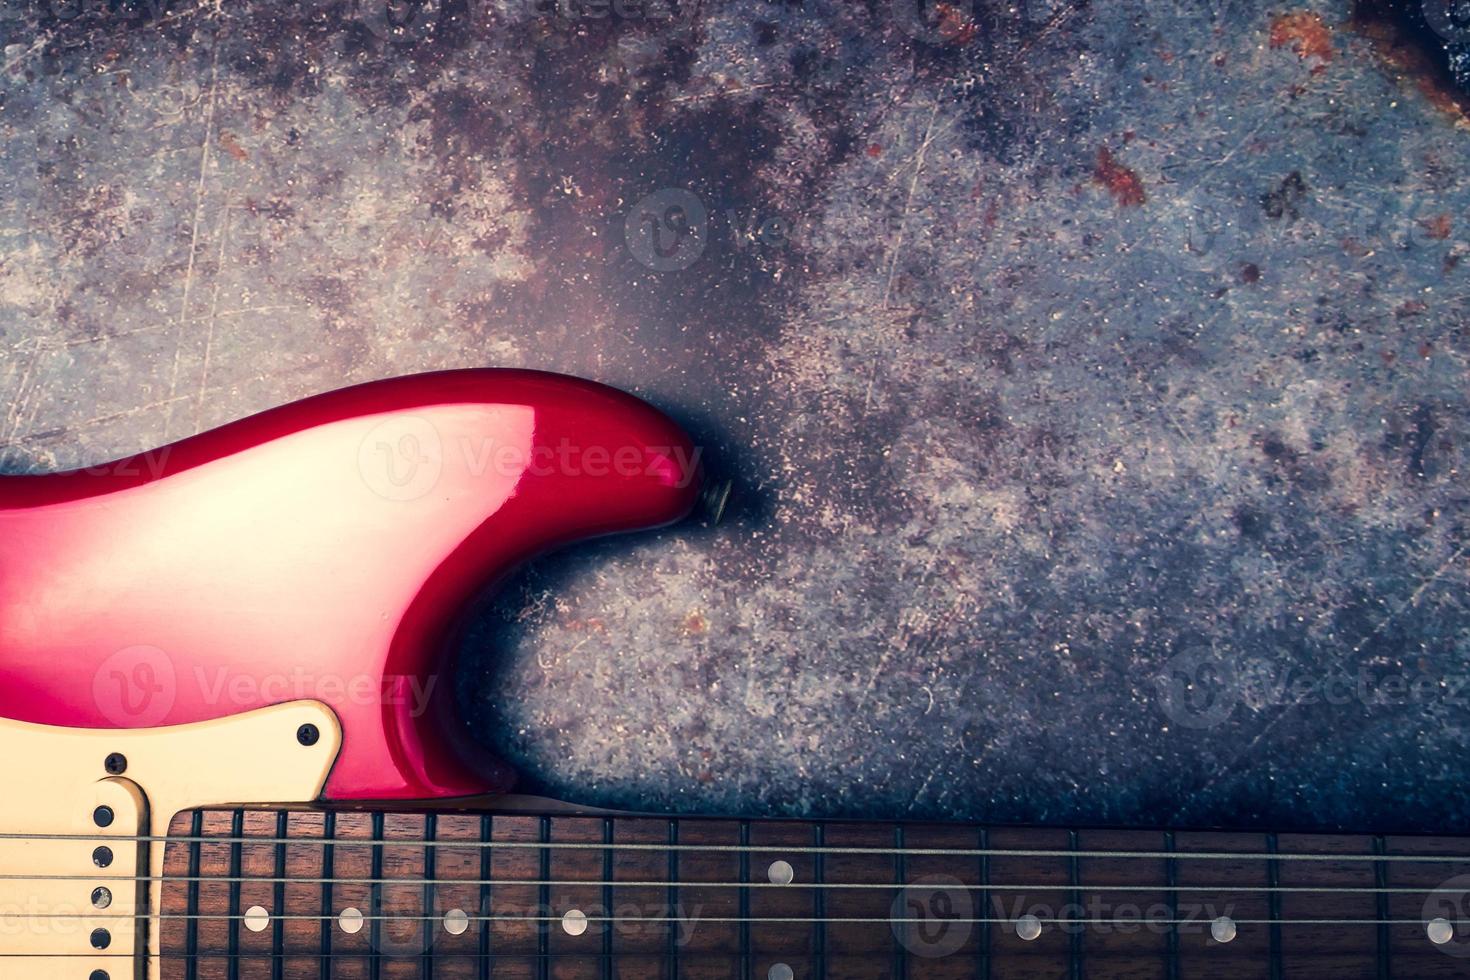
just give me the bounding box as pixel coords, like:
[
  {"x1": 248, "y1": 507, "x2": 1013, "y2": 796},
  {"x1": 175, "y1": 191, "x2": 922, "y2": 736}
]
[{"x1": 0, "y1": 370, "x2": 703, "y2": 801}]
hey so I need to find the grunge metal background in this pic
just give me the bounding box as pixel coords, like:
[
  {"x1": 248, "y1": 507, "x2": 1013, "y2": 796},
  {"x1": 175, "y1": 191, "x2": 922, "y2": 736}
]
[{"x1": 2, "y1": 0, "x2": 1469, "y2": 832}]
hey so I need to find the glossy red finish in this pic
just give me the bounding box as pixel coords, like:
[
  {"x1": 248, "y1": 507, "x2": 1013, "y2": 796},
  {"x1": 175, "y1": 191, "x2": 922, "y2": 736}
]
[{"x1": 0, "y1": 370, "x2": 702, "y2": 799}]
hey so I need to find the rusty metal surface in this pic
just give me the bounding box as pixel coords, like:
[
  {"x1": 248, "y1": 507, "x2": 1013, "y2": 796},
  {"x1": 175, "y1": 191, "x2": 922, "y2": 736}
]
[{"x1": 2, "y1": 0, "x2": 1469, "y2": 833}]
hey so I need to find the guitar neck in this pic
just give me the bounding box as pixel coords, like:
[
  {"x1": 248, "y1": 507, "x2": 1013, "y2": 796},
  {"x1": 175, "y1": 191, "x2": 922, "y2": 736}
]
[{"x1": 159, "y1": 805, "x2": 1470, "y2": 978}]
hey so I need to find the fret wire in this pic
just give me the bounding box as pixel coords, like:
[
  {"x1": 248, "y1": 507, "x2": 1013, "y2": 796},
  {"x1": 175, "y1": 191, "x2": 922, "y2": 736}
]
[
  {"x1": 814, "y1": 821, "x2": 826, "y2": 980},
  {"x1": 1266, "y1": 833, "x2": 1282, "y2": 980},
  {"x1": 893, "y1": 826, "x2": 905, "y2": 980},
  {"x1": 369, "y1": 811, "x2": 384, "y2": 980},
  {"x1": 601, "y1": 818, "x2": 613, "y2": 980},
  {"x1": 227, "y1": 808, "x2": 244, "y2": 980},
  {"x1": 132, "y1": 832, "x2": 1470, "y2": 862},
  {"x1": 421, "y1": 812, "x2": 437, "y2": 980},
  {"x1": 666, "y1": 820, "x2": 679, "y2": 980},
  {"x1": 1068, "y1": 830, "x2": 1082, "y2": 980},
  {"x1": 478, "y1": 814, "x2": 492, "y2": 971},
  {"x1": 532, "y1": 816, "x2": 549, "y2": 980},
  {"x1": 272, "y1": 810, "x2": 287, "y2": 980},
  {"x1": 318, "y1": 811, "x2": 335, "y2": 980},
  {"x1": 978, "y1": 827, "x2": 990, "y2": 980},
  {"x1": 1163, "y1": 831, "x2": 1177, "y2": 980},
  {"x1": 186, "y1": 808, "x2": 204, "y2": 980},
  {"x1": 738, "y1": 820, "x2": 750, "y2": 980},
  {"x1": 537, "y1": 816, "x2": 551, "y2": 980},
  {"x1": 1373, "y1": 835, "x2": 1390, "y2": 980}
]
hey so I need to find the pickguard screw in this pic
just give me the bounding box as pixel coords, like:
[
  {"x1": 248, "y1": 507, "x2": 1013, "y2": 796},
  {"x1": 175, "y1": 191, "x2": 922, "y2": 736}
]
[
  {"x1": 104, "y1": 753, "x2": 126, "y2": 775},
  {"x1": 296, "y1": 724, "x2": 320, "y2": 746},
  {"x1": 93, "y1": 806, "x2": 114, "y2": 828}
]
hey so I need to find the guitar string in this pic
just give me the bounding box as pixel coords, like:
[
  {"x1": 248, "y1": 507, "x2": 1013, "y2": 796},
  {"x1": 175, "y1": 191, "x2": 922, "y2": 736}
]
[
  {"x1": 8, "y1": 832, "x2": 1470, "y2": 863},
  {"x1": 0, "y1": 872, "x2": 1451, "y2": 895},
  {"x1": 0, "y1": 913, "x2": 1457, "y2": 925},
  {"x1": 17, "y1": 924, "x2": 1470, "y2": 962}
]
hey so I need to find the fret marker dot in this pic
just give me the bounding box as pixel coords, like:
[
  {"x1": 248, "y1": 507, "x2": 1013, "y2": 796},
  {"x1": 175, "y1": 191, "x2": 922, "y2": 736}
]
[
  {"x1": 444, "y1": 909, "x2": 469, "y2": 936},
  {"x1": 1211, "y1": 916, "x2": 1237, "y2": 944},
  {"x1": 768, "y1": 964, "x2": 794, "y2": 980},
  {"x1": 1428, "y1": 917, "x2": 1455, "y2": 945},
  {"x1": 244, "y1": 906, "x2": 269, "y2": 933},
  {"x1": 338, "y1": 908, "x2": 365, "y2": 935},
  {"x1": 562, "y1": 909, "x2": 588, "y2": 936},
  {"x1": 1016, "y1": 914, "x2": 1042, "y2": 941},
  {"x1": 767, "y1": 860, "x2": 795, "y2": 885}
]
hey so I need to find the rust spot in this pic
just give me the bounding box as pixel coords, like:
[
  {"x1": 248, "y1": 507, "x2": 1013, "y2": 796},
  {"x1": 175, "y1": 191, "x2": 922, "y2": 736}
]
[
  {"x1": 561, "y1": 617, "x2": 609, "y2": 634},
  {"x1": 1240, "y1": 262, "x2": 1261, "y2": 283},
  {"x1": 681, "y1": 611, "x2": 709, "y2": 636},
  {"x1": 1270, "y1": 11, "x2": 1335, "y2": 64},
  {"x1": 1420, "y1": 213, "x2": 1453, "y2": 239},
  {"x1": 866, "y1": 143, "x2": 884, "y2": 158},
  {"x1": 218, "y1": 131, "x2": 248, "y2": 162},
  {"x1": 1092, "y1": 146, "x2": 1146, "y2": 207},
  {"x1": 935, "y1": 4, "x2": 979, "y2": 45}
]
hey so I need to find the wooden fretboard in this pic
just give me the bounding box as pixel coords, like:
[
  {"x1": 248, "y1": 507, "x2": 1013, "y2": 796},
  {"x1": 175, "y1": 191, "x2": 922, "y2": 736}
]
[{"x1": 158, "y1": 806, "x2": 1470, "y2": 978}]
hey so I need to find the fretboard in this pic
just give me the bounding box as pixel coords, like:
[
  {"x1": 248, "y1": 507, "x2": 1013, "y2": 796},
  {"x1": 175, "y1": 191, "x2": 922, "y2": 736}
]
[{"x1": 159, "y1": 806, "x2": 1470, "y2": 978}]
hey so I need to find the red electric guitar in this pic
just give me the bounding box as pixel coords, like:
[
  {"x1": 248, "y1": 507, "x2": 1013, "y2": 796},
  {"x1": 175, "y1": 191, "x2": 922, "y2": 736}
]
[{"x1": 0, "y1": 369, "x2": 1465, "y2": 979}]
